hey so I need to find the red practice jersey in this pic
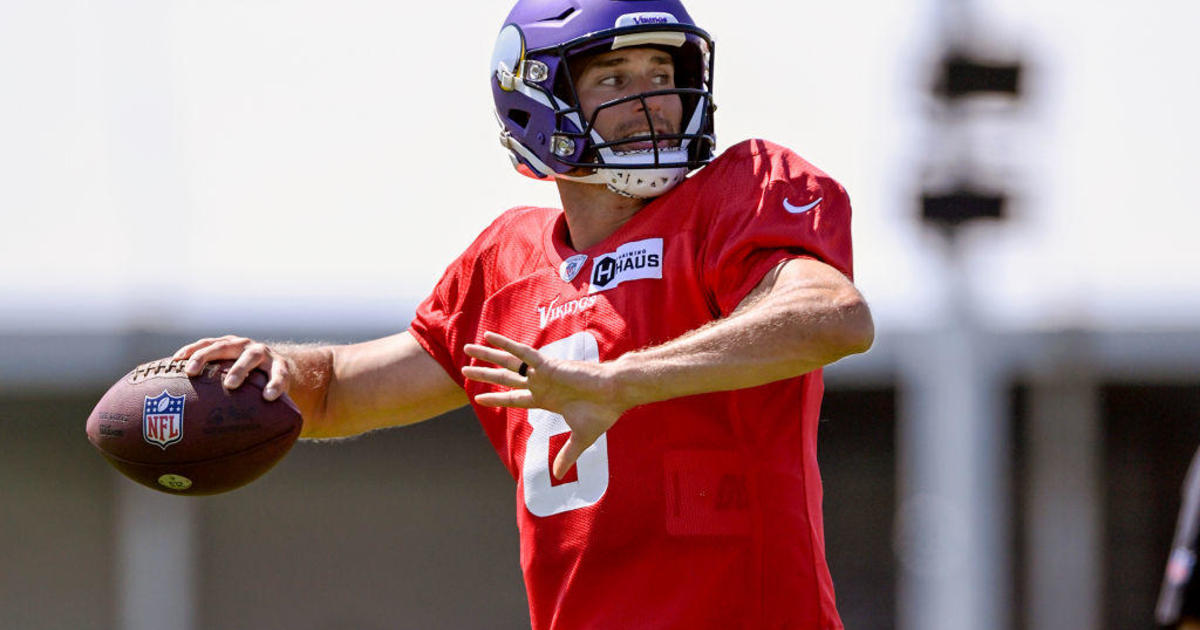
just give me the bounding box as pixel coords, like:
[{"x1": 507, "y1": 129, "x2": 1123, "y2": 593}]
[{"x1": 410, "y1": 139, "x2": 853, "y2": 630}]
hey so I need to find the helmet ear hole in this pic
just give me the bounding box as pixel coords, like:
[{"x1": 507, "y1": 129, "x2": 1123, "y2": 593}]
[{"x1": 508, "y1": 109, "x2": 532, "y2": 131}]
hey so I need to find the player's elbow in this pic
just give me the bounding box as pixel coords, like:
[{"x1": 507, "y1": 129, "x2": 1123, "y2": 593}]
[
  {"x1": 815, "y1": 288, "x2": 874, "y2": 363},
  {"x1": 840, "y1": 293, "x2": 875, "y2": 356}
]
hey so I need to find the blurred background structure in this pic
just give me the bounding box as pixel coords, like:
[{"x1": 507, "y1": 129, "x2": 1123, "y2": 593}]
[{"x1": 3, "y1": 1, "x2": 1199, "y2": 628}]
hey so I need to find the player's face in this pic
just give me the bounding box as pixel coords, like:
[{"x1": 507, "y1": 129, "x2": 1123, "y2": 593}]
[{"x1": 573, "y1": 47, "x2": 683, "y2": 153}]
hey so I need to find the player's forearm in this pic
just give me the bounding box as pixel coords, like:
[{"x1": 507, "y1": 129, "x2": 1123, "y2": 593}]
[
  {"x1": 292, "y1": 334, "x2": 469, "y2": 439},
  {"x1": 281, "y1": 342, "x2": 410, "y2": 440},
  {"x1": 266, "y1": 341, "x2": 408, "y2": 439},
  {"x1": 608, "y1": 273, "x2": 873, "y2": 408}
]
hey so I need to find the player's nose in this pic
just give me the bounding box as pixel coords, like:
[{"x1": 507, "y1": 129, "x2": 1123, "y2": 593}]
[{"x1": 632, "y1": 79, "x2": 663, "y2": 106}]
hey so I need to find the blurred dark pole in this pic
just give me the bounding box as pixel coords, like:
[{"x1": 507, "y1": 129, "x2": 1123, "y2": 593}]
[
  {"x1": 921, "y1": 47, "x2": 1021, "y2": 232},
  {"x1": 934, "y1": 53, "x2": 1022, "y2": 101}
]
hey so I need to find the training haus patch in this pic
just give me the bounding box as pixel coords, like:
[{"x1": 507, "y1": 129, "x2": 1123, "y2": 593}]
[{"x1": 588, "y1": 238, "x2": 663, "y2": 294}]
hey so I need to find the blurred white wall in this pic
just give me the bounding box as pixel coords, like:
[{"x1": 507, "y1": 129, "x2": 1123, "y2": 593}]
[{"x1": 2, "y1": 0, "x2": 1198, "y2": 334}]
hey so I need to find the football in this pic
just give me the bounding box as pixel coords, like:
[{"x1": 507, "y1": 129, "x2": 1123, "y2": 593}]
[{"x1": 86, "y1": 357, "x2": 303, "y2": 495}]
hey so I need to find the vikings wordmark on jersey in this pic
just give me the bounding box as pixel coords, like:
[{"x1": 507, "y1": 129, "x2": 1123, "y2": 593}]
[{"x1": 537, "y1": 295, "x2": 600, "y2": 329}]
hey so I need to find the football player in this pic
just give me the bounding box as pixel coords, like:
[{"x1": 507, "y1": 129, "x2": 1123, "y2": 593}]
[
  {"x1": 1158, "y1": 446, "x2": 1200, "y2": 629},
  {"x1": 174, "y1": 0, "x2": 874, "y2": 627}
]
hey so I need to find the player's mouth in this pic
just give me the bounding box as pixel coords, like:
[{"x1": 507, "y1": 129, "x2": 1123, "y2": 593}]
[{"x1": 612, "y1": 136, "x2": 681, "y2": 154}]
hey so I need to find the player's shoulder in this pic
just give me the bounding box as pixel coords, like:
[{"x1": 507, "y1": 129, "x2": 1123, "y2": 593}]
[
  {"x1": 464, "y1": 205, "x2": 558, "y2": 254},
  {"x1": 701, "y1": 138, "x2": 836, "y2": 183},
  {"x1": 714, "y1": 138, "x2": 797, "y2": 162},
  {"x1": 679, "y1": 138, "x2": 846, "y2": 214},
  {"x1": 431, "y1": 205, "x2": 559, "y2": 302},
  {"x1": 484, "y1": 205, "x2": 559, "y2": 235},
  {"x1": 448, "y1": 205, "x2": 559, "y2": 283}
]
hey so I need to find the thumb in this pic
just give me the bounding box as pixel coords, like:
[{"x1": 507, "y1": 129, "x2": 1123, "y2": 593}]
[{"x1": 553, "y1": 434, "x2": 589, "y2": 480}]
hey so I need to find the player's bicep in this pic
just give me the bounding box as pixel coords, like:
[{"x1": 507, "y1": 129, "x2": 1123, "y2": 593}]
[
  {"x1": 738, "y1": 257, "x2": 872, "y2": 356},
  {"x1": 311, "y1": 332, "x2": 468, "y2": 438},
  {"x1": 733, "y1": 257, "x2": 841, "y2": 313}
]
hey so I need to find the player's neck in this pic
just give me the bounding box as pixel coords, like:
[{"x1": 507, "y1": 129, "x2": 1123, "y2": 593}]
[{"x1": 555, "y1": 179, "x2": 649, "y2": 251}]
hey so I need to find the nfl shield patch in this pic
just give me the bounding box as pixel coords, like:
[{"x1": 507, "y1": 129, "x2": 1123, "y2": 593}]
[
  {"x1": 559, "y1": 254, "x2": 588, "y2": 283},
  {"x1": 143, "y1": 391, "x2": 185, "y2": 449}
]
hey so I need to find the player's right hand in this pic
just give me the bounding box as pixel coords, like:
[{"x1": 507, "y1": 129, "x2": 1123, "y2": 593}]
[
  {"x1": 462, "y1": 331, "x2": 628, "y2": 480},
  {"x1": 171, "y1": 335, "x2": 292, "y2": 401}
]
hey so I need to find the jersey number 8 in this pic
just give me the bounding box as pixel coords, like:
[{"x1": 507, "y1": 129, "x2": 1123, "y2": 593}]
[{"x1": 521, "y1": 332, "x2": 610, "y2": 517}]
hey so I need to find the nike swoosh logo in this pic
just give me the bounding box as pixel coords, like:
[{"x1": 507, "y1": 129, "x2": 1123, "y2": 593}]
[{"x1": 783, "y1": 197, "x2": 822, "y2": 214}]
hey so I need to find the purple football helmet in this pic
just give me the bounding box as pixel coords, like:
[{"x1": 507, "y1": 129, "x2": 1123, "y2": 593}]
[{"x1": 490, "y1": 0, "x2": 716, "y2": 198}]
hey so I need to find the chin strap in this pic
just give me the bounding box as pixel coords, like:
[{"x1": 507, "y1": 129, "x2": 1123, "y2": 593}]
[
  {"x1": 597, "y1": 166, "x2": 688, "y2": 198},
  {"x1": 549, "y1": 164, "x2": 687, "y2": 199},
  {"x1": 556, "y1": 147, "x2": 692, "y2": 199}
]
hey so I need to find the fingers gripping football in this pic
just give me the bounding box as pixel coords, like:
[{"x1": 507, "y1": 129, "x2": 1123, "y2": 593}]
[{"x1": 172, "y1": 335, "x2": 291, "y2": 401}]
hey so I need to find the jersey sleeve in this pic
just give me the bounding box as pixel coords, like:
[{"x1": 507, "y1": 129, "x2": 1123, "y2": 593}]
[
  {"x1": 408, "y1": 253, "x2": 475, "y2": 389},
  {"x1": 699, "y1": 140, "x2": 854, "y2": 316},
  {"x1": 408, "y1": 229, "x2": 510, "y2": 390}
]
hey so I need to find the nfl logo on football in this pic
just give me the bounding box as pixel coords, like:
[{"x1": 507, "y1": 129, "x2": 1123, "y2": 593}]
[{"x1": 143, "y1": 391, "x2": 185, "y2": 449}]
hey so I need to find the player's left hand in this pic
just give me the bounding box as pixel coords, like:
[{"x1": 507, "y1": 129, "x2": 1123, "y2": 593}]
[{"x1": 462, "y1": 332, "x2": 628, "y2": 480}]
